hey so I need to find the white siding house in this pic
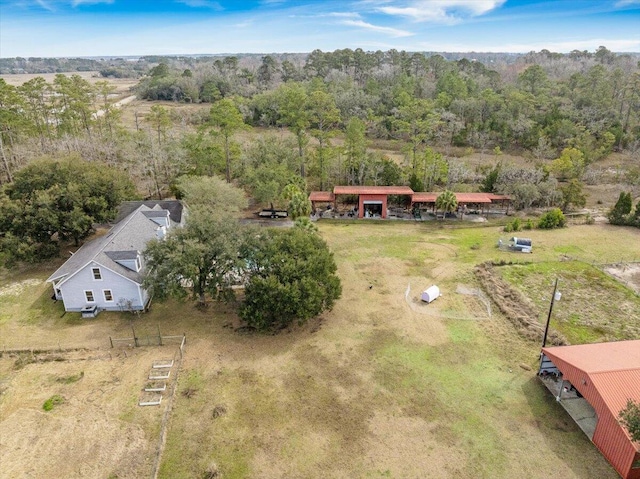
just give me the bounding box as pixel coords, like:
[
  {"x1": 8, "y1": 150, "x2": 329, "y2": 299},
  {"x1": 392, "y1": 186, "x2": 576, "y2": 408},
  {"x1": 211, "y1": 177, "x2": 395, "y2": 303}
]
[{"x1": 47, "y1": 201, "x2": 184, "y2": 315}]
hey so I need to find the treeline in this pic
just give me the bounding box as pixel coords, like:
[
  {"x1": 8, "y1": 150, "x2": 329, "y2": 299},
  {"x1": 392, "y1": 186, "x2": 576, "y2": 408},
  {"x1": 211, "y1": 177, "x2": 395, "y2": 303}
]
[
  {"x1": 1, "y1": 48, "x2": 639, "y2": 228},
  {"x1": 0, "y1": 56, "x2": 147, "y2": 76},
  {"x1": 136, "y1": 47, "x2": 640, "y2": 153}
]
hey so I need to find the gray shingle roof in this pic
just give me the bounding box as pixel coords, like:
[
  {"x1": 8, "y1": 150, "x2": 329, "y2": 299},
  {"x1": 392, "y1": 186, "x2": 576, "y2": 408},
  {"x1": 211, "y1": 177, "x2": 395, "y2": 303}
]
[
  {"x1": 47, "y1": 203, "x2": 178, "y2": 285},
  {"x1": 116, "y1": 200, "x2": 183, "y2": 224},
  {"x1": 105, "y1": 250, "x2": 139, "y2": 261}
]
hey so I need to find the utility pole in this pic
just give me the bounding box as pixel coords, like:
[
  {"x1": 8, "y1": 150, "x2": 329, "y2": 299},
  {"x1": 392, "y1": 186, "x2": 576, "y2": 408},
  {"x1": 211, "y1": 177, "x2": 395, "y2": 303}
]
[{"x1": 542, "y1": 278, "x2": 560, "y2": 348}]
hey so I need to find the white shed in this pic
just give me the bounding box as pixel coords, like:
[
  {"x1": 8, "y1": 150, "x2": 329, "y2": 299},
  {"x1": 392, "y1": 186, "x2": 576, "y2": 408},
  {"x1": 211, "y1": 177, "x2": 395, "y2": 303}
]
[{"x1": 421, "y1": 285, "x2": 440, "y2": 303}]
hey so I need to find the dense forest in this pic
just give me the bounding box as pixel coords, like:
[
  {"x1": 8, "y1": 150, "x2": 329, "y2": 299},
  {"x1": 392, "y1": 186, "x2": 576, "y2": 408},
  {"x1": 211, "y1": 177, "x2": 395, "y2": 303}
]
[{"x1": 1, "y1": 47, "x2": 639, "y2": 228}]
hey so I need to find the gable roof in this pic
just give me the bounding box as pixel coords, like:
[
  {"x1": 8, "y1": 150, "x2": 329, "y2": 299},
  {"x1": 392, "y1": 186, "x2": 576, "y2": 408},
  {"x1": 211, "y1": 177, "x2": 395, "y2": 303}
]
[
  {"x1": 47, "y1": 203, "x2": 176, "y2": 285},
  {"x1": 542, "y1": 340, "x2": 640, "y2": 426},
  {"x1": 115, "y1": 200, "x2": 184, "y2": 224},
  {"x1": 543, "y1": 340, "x2": 640, "y2": 374}
]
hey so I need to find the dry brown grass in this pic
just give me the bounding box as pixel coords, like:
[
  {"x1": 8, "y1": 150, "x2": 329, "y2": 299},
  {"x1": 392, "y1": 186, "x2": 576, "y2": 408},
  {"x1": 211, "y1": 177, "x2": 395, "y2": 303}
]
[
  {"x1": 2, "y1": 220, "x2": 637, "y2": 479},
  {"x1": 0, "y1": 347, "x2": 169, "y2": 479},
  {"x1": 0, "y1": 71, "x2": 138, "y2": 96},
  {"x1": 475, "y1": 261, "x2": 567, "y2": 345}
]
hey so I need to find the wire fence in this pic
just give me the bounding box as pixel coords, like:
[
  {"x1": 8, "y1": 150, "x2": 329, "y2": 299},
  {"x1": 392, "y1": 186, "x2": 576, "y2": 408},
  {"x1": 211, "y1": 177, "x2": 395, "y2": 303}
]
[{"x1": 109, "y1": 325, "x2": 185, "y2": 349}]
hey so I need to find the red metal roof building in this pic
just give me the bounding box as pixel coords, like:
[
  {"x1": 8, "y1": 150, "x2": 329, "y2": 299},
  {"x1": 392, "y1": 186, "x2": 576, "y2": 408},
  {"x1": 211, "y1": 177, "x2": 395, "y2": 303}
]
[
  {"x1": 308, "y1": 187, "x2": 512, "y2": 219},
  {"x1": 541, "y1": 341, "x2": 640, "y2": 478}
]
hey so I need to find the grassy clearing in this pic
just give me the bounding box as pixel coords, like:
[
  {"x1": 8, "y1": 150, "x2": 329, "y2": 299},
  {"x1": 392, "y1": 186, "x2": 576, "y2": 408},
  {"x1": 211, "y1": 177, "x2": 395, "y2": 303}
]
[
  {"x1": 153, "y1": 221, "x2": 632, "y2": 479},
  {"x1": 498, "y1": 260, "x2": 640, "y2": 344},
  {"x1": 1, "y1": 221, "x2": 636, "y2": 478}
]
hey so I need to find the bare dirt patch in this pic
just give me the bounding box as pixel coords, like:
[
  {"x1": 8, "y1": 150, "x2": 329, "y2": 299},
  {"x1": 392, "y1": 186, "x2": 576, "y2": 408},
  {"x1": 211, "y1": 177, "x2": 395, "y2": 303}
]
[
  {"x1": 475, "y1": 262, "x2": 567, "y2": 345},
  {"x1": 603, "y1": 263, "x2": 640, "y2": 295}
]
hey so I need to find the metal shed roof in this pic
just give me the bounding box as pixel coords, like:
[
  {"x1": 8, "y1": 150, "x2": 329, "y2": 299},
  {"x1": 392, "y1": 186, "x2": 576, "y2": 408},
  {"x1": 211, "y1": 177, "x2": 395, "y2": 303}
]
[
  {"x1": 411, "y1": 192, "x2": 495, "y2": 203},
  {"x1": 411, "y1": 193, "x2": 438, "y2": 203},
  {"x1": 542, "y1": 340, "x2": 640, "y2": 478},
  {"x1": 333, "y1": 186, "x2": 414, "y2": 196},
  {"x1": 543, "y1": 340, "x2": 640, "y2": 374},
  {"x1": 309, "y1": 191, "x2": 335, "y2": 202}
]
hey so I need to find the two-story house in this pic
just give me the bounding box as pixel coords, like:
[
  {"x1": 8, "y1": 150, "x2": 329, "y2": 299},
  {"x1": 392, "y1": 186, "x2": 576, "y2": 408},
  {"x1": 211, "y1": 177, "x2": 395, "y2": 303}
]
[{"x1": 47, "y1": 200, "x2": 185, "y2": 317}]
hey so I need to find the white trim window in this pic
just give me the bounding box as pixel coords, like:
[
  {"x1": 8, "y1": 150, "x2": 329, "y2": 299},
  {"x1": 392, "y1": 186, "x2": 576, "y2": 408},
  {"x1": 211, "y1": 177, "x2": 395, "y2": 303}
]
[
  {"x1": 103, "y1": 290, "x2": 114, "y2": 302},
  {"x1": 85, "y1": 290, "x2": 95, "y2": 302},
  {"x1": 92, "y1": 267, "x2": 102, "y2": 280},
  {"x1": 135, "y1": 256, "x2": 141, "y2": 272}
]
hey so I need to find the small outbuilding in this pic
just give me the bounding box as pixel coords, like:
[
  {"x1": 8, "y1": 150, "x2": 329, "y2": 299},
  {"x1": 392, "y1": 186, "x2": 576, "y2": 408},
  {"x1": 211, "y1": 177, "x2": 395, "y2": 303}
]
[{"x1": 421, "y1": 285, "x2": 440, "y2": 303}]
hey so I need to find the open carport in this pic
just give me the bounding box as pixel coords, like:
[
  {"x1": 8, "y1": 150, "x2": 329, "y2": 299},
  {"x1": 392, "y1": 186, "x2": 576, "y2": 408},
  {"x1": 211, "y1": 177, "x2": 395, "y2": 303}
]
[{"x1": 539, "y1": 340, "x2": 640, "y2": 479}]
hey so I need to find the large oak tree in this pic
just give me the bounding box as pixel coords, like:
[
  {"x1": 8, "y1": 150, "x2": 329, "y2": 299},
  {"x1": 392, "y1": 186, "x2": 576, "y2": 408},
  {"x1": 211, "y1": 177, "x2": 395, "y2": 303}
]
[{"x1": 240, "y1": 227, "x2": 341, "y2": 331}]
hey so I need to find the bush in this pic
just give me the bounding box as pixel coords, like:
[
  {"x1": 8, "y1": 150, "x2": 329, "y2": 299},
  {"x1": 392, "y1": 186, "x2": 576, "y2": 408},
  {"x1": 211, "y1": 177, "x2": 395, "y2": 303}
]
[
  {"x1": 503, "y1": 218, "x2": 521, "y2": 233},
  {"x1": 537, "y1": 208, "x2": 566, "y2": 229},
  {"x1": 42, "y1": 395, "x2": 65, "y2": 411},
  {"x1": 608, "y1": 191, "x2": 633, "y2": 225},
  {"x1": 524, "y1": 219, "x2": 535, "y2": 230}
]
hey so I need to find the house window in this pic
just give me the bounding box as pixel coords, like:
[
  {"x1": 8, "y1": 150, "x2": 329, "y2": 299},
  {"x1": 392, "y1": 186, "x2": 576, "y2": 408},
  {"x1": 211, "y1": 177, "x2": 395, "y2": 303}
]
[
  {"x1": 85, "y1": 290, "x2": 95, "y2": 302},
  {"x1": 92, "y1": 267, "x2": 102, "y2": 280},
  {"x1": 103, "y1": 290, "x2": 113, "y2": 302},
  {"x1": 135, "y1": 257, "x2": 141, "y2": 271}
]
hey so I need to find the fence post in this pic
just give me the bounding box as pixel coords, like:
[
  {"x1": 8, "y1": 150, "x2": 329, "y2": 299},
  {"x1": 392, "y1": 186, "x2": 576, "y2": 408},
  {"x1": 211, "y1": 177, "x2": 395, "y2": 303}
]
[
  {"x1": 158, "y1": 325, "x2": 163, "y2": 346},
  {"x1": 109, "y1": 336, "x2": 113, "y2": 348},
  {"x1": 132, "y1": 325, "x2": 139, "y2": 347}
]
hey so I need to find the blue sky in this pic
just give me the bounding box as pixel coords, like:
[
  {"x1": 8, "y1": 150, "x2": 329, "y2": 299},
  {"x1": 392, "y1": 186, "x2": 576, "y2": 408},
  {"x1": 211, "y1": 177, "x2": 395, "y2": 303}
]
[{"x1": 1, "y1": 0, "x2": 639, "y2": 57}]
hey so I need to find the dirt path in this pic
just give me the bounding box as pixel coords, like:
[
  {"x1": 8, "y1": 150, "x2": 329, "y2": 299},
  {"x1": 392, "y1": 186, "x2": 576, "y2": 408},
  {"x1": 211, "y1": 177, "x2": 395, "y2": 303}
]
[{"x1": 93, "y1": 94, "x2": 137, "y2": 119}]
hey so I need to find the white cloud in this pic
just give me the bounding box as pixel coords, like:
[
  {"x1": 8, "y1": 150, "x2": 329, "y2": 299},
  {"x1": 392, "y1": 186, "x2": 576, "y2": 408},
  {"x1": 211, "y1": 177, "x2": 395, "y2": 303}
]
[
  {"x1": 415, "y1": 38, "x2": 640, "y2": 53},
  {"x1": 341, "y1": 19, "x2": 413, "y2": 37},
  {"x1": 377, "y1": 0, "x2": 505, "y2": 23},
  {"x1": 327, "y1": 12, "x2": 361, "y2": 18},
  {"x1": 615, "y1": 0, "x2": 640, "y2": 5},
  {"x1": 72, "y1": 0, "x2": 114, "y2": 5},
  {"x1": 175, "y1": 0, "x2": 223, "y2": 10},
  {"x1": 35, "y1": 0, "x2": 55, "y2": 11},
  {"x1": 234, "y1": 19, "x2": 254, "y2": 28}
]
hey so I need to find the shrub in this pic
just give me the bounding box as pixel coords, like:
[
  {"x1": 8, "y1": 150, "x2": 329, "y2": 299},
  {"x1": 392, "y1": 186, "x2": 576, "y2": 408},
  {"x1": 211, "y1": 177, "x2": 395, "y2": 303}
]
[
  {"x1": 538, "y1": 208, "x2": 566, "y2": 229},
  {"x1": 524, "y1": 219, "x2": 535, "y2": 230},
  {"x1": 42, "y1": 395, "x2": 65, "y2": 411},
  {"x1": 608, "y1": 191, "x2": 633, "y2": 225},
  {"x1": 504, "y1": 218, "x2": 522, "y2": 232}
]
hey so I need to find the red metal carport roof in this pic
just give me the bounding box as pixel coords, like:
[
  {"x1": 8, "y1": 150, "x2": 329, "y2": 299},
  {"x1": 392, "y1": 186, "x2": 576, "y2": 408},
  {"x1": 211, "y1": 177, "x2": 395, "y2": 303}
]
[
  {"x1": 542, "y1": 340, "x2": 640, "y2": 441},
  {"x1": 543, "y1": 340, "x2": 640, "y2": 374},
  {"x1": 411, "y1": 193, "x2": 438, "y2": 203},
  {"x1": 411, "y1": 192, "x2": 495, "y2": 203},
  {"x1": 333, "y1": 186, "x2": 414, "y2": 196},
  {"x1": 455, "y1": 193, "x2": 493, "y2": 203},
  {"x1": 309, "y1": 191, "x2": 335, "y2": 202}
]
